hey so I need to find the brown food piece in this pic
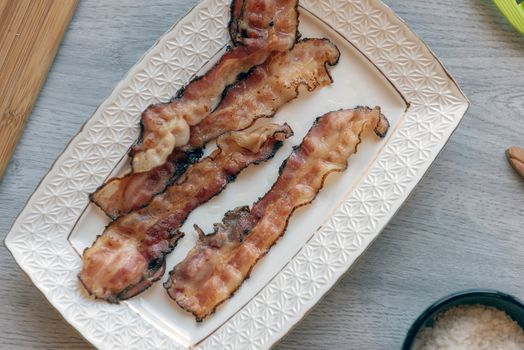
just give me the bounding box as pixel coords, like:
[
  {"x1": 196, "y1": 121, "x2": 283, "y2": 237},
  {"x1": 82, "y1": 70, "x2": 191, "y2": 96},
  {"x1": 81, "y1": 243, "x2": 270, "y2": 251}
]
[
  {"x1": 164, "y1": 106, "x2": 390, "y2": 321},
  {"x1": 132, "y1": 0, "x2": 299, "y2": 172},
  {"x1": 79, "y1": 124, "x2": 293, "y2": 302},
  {"x1": 507, "y1": 146, "x2": 524, "y2": 178}
]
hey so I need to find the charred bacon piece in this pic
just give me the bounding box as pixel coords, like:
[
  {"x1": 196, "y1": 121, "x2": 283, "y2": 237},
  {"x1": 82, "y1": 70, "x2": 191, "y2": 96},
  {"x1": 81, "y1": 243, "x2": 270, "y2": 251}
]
[
  {"x1": 90, "y1": 38, "x2": 339, "y2": 219},
  {"x1": 229, "y1": 0, "x2": 299, "y2": 50},
  {"x1": 164, "y1": 107, "x2": 389, "y2": 321},
  {"x1": 132, "y1": 0, "x2": 299, "y2": 173},
  {"x1": 79, "y1": 124, "x2": 293, "y2": 302},
  {"x1": 507, "y1": 146, "x2": 524, "y2": 179}
]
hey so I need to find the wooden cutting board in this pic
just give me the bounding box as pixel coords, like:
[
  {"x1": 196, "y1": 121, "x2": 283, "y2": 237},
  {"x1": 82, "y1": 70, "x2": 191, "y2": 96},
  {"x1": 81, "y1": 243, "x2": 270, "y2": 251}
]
[{"x1": 0, "y1": 0, "x2": 78, "y2": 179}]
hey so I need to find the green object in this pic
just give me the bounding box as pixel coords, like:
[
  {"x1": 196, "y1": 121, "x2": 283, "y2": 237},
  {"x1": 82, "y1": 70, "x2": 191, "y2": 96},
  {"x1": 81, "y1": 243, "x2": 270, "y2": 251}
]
[{"x1": 493, "y1": 0, "x2": 524, "y2": 34}]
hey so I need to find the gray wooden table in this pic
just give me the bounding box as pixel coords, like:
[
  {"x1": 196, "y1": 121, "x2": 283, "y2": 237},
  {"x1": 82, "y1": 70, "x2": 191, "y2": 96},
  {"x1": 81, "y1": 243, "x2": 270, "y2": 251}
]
[{"x1": 1, "y1": 0, "x2": 523, "y2": 349}]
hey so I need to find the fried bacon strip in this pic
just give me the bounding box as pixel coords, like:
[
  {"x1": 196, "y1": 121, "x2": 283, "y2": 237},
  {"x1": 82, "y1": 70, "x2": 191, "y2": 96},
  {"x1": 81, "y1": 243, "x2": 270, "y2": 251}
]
[
  {"x1": 90, "y1": 38, "x2": 339, "y2": 218},
  {"x1": 164, "y1": 107, "x2": 390, "y2": 321},
  {"x1": 189, "y1": 38, "x2": 340, "y2": 148},
  {"x1": 79, "y1": 124, "x2": 293, "y2": 302},
  {"x1": 132, "y1": 0, "x2": 299, "y2": 173},
  {"x1": 229, "y1": 0, "x2": 299, "y2": 50}
]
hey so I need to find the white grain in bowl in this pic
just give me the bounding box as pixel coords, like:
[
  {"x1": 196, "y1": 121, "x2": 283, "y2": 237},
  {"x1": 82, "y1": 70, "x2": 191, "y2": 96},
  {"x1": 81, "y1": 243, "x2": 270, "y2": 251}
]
[{"x1": 413, "y1": 304, "x2": 524, "y2": 350}]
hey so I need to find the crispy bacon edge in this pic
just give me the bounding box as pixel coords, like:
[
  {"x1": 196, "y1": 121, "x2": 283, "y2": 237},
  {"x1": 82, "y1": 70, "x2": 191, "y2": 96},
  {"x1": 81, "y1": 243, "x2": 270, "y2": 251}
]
[
  {"x1": 89, "y1": 38, "x2": 339, "y2": 219},
  {"x1": 189, "y1": 38, "x2": 340, "y2": 148},
  {"x1": 78, "y1": 123, "x2": 293, "y2": 302},
  {"x1": 229, "y1": 0, "x2": 244, "y2": 43},
  {"x1": 164, "y1": 107, "x2": 390, "y2": 321},
  {"x1": 131, "y1": 0, "x2": 299, "y2": 173}
]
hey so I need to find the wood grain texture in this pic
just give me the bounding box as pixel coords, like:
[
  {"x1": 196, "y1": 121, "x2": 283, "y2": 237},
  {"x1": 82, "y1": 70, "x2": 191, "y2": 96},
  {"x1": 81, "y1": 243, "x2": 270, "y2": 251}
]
[
  {"x1": 0, "y1": 0, "x2": 523, "y2": 349},
  {"x1": 507, "y1": 146, "x2": 524, "y2": 178},
  {"x1": 0, "y1": 0, "x2": 77, "y2": 178}
]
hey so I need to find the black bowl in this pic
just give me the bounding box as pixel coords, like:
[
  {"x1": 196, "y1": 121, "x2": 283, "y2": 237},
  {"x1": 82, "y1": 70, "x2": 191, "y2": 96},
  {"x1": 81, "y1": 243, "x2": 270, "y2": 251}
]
[{"x1": 402, "y1": 289, "x2": 524, "y2": 350}]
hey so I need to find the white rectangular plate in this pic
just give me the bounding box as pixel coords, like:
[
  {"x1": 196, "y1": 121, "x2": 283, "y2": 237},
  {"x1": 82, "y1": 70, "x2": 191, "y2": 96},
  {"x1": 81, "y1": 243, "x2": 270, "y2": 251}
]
[{"x1": 5, "y1": 0, "x2": 468, "y2": 349}]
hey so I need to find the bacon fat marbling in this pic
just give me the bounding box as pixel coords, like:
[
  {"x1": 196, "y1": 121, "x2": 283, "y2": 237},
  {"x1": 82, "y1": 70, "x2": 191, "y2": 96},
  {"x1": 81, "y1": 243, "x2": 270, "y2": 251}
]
[
  {"x1": 79, "y1": 124, "x2": 293, "y2": 301},
  {"x1": 90, "y1": 38, "x2": 339, "y2": 218}
]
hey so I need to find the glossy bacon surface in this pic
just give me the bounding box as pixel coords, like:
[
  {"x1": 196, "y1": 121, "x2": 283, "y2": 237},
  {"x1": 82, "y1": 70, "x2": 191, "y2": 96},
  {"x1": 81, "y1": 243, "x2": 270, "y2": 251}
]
[
  {"x1": 90, "y1": 149, "x2": 202, "y2": 220},
  {"x1": 90, "y1": 38, "x2": 339, "y2": 218},
  {"x1": 189, "y1": 38, "x2": 340, "y2": 148},
  {"x1": 164, "y1": 107, "x2": 389, "y2": 321},
  {"x1": 132, "y1": 0, "x2": 299, "y2": 173},
  {"x1": 79, "y1": 124, "x2": 293, "y2": 302}
]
